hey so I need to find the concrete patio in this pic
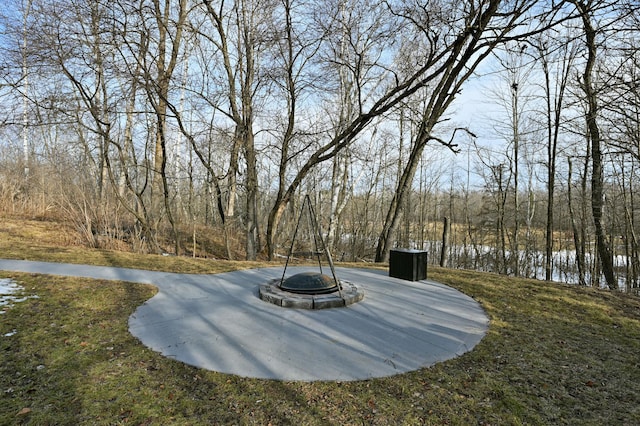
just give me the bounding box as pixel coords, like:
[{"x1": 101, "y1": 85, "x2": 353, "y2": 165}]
[{"x1": 0, "y1": 260, "x2": 489, "y2": 381}]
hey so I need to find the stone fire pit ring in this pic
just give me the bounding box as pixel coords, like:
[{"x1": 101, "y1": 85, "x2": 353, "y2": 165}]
[{"x1": 259, "y1": 276, "x2": 364, "y2": 309}]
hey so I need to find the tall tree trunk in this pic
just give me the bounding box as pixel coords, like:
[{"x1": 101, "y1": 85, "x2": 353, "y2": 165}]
[
  {"x1": 204, "y1": 0, "x2": 258, "y2": 260},
  {"x1": 240, "y1": 0, "x2": 258, "y2": 260},
  {"x1": 21, "y1": 0, "x2": 32, "y2": 182},
  {"x1": 498, "y1": 165, "x2": 508, "y2": 275},
  {"x1": 245, "y1": 128, "x2": 258, "y2": 260},
  {"x1": 265, "y1": 0, "x2": 295, "y2": 260},
  {"x1": 568, "y1": 157, "x2": 587, "y2": 286},
  {"x1": 149, "y1": 0, "x2": 188, "y2": 254},
  {"x1": 540, "y1": 40, "x2": 573, "y2": 281},
  {"x1": 327, "y1": 153, "x2": 349, "y2": 252},
  {"x1": 574, "y1": 1, "x2": 617, "y2": 289},
  {"x1": 267, "y1": 201, "x2": 288, "y2": 259},
  {"x1": 511, "y1": 83, "x2": 520, "y2": 277},
  {"x1": 440, "y1": 216, "x2": 450, "y2": 268},
  {"x1": 545, "y1": 143, "x2": 555, "y2": 281}
]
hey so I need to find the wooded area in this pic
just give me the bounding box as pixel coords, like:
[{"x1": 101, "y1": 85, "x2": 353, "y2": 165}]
[{"x1": 0, "y1": 0, "x2": 638, "y2": 291}]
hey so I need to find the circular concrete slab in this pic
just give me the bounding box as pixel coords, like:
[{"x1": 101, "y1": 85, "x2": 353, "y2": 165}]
[
  {"x1": 0, "y1": 260, "x2": 489, "y2": 382},
  {"x1": 127, "y1": 266, "x2": 489, "y2": 381}
]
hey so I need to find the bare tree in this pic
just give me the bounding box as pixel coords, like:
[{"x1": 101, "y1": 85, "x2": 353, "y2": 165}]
[
  {"x1": 570, "y1": 0, "x2": 617, "y2": 289},
  {"x1": 532, "y1": 31, "x2": 578, "y2": 281},
  {"x1": 201, "y1": 0, "x2": 276, "y2": 260},
  {"x1": 374, "y1": 0, "x2": 560, "y2": 262},
  {"x1": 487, "y1": 41, "x2": 535, "y2": 276},
  {"x1": 144, "y1": 0, "x2": 189, "y2": 254},
  {"x1": 263, "y1": 0, "x2": 325, "y2": 259},
  {"x1": 23, "y1": 0, "x2": 119, "y2": 242},
  {"x1": 0, "y1": 1, "x2": 36, "y2": 193},
  {"x1": 24, "y1": 0, "x2": 184, "y2": 252},
  {"x1": 20, "y1": 0, "x2": 32, "y2": 181},
  {"x1": 599, "y1": 4, "x2": 640, "y2": 290},
  {"x1": 566, "y1": 156, "x2": 588, "y2": 285}
]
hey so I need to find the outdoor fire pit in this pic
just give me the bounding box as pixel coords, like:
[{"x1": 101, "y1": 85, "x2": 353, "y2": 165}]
[
  {"x1": 259, "y1": 271, "x2": 364, "y2": 309},
  {"x1": 260, "y1": 194, "x2": 364, "y2": 309}
]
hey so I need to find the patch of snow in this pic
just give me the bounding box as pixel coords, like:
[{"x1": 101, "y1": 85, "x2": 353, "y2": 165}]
[
  {"x1": 0, "y1": 278, "x2": 22, "y2": 295},
  {"x1": 0, "y1": 278, "x2": 38, "y2": 309}
]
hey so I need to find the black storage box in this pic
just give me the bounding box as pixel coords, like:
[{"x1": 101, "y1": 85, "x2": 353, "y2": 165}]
[{"x1": 389, "y1": 249, "x2": 427, "y2": 281}]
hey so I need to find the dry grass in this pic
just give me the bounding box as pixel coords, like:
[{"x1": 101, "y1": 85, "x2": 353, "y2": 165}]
[
  {"x1": 0, "y1": 217, "x2": 268, "y2": 274},
  {"x1": 1, "y1": 216, "x2": 640, "y2": 424}
]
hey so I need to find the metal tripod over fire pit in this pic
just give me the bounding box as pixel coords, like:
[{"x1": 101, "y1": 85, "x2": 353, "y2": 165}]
[
  {"x1": 259, "y1": 194, "x2": 363, "y2": 309},
  {"x1": 279, "y1": 194, "x2": 344, "y2": 299}
]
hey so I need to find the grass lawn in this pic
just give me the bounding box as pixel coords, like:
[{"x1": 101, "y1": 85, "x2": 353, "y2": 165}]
[{"x1": 1, "y1": 217, "x2": 640, "y2": 424}]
